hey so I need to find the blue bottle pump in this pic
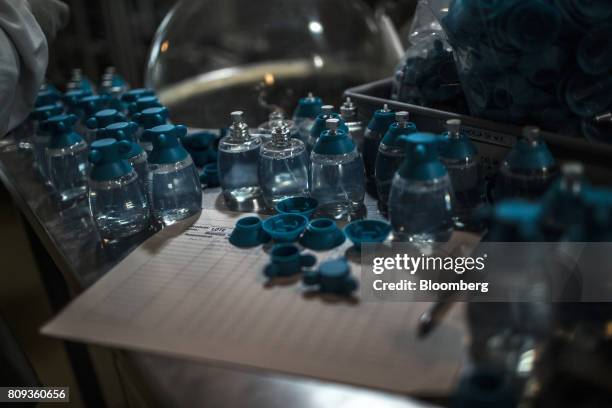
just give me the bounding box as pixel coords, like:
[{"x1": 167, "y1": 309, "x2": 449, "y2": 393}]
[
  {"x1": 363, "y1": 104, "x2": 395, "y2": 195},
  {"x1": 132, "y1": 106, "x2": 170, "y2": 153},
  {"x1": 86, "y1": 109, "x2": 127, "y2": 133},
  {"x1": 307, "y1": 105, "x2": 349, "y2": 151},
  {"x1": 128, "y1": 96, "x2": 162, "y2": 116}
]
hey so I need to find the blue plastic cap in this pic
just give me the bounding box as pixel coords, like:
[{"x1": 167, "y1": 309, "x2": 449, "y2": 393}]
[
  {"x1": 303, "y1": 258, "x2": 358, "y2": 294},
  {"x1": 381, "y1": 114, "x2": 418, "y2": 147},
  {"x1": 344, "y1": 220, "x2": 392, "y2": 251},
  {"x1": 99, "y1": 122, "x2": 143, "y2": 159},
  {"x1": 200, "y1": 163, "x2": 219, "y2": 186},
  {"x1": 128, "y1": 96, "x2": 162, "y2": 115},
  {"x1": 86, "y1": 109, "x2": 126, "y2": 130},
  {"x1": 367, "y1": 105, "x2": 396, "y2": 134},
  {"x1": 293, "y1": 93, "x2": 323, "y2": 119},
  {"x1": 264, "y1": 244, "x2": 316, "y2": 278},
  {"x1": 300, "y1": 218, "x2": 345, "y2": 251},
  {"x1": 505, "y1": 127, "x2": 556, "y2": 171},
  {"x1": 77, "y1": 95, "x2": 111, "y2": 119},
  {"x1": 62, "y1": 89, "x2": 93, "y2": 108},
  {"x1": 309, "y1": 111, "x2": 349, "y2": 144},
  {"x1": 275, "y1": 197, "x2": 319, "y2": 218},
  {"x1": 42, "y1": 114, "x2": 84, "y2": 148},
  {"x1": 313, "y1": 119, "x2": 356, "y2": 155},
  {"x1": 262, "y1": 213, "x2": 309, "y2": 243},
  {"x1": 229, "y1": 216, "x2": 270, "y2": 248},
  {"x1": 181, "y1": 131, "x2": 216, "y2": 150},
  {"x1": 31, "y1": 104, "x2": 63, "y2": 122},
  {"x1": 146, "y1": 124, "x2": 189, "y2": 164},
  {"x1": 439, "y1": 119, "x2": 478, "y2": 161},
  {"x1": 88, "y1": 138, "x2": 134, "y2": 181},
  {"x1": 397, "y1": 133, "x2": 447, "y2": 181},
  {"x1": 121, "y1": 88, "x2": 155, "y2": 104},
  {"x1": 36, "y1": 87, "x2": 62, "y2": 107},
  {"x1": 133, "y1": 107, "x2": 169, "y2": 131}
]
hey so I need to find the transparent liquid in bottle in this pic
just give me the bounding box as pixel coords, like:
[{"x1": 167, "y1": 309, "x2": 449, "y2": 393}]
[{"x1": 46, "y1": 141, "x2": 89, "y2": 202}]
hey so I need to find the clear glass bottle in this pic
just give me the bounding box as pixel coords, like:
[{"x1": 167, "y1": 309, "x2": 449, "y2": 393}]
[
  {"x1": 340, "y1": 97, "x2": 364, "y2": 150},
  {"x1": 44, "y1": 115, "x2": 89, "y2": 203},
  {"x1": 439, "y1": 119, "x2": 485, "y2": 228},
  {"x1": 132, "y1": 106, "x2": 170, "y2": 154},
  {"x1": 293, "y1": 93, "x2": 323, "y2": 146},
  {"x1": 258, "y1": 125, "x2": 309, "y2": 207},
  {"x1": 218, "y1": 111, "x2": 262, "y2": 205},
  {"x1": 389, "y1": 134, "x2": 454, "y2": 242},
  {"x1": 363, "y1": 104, "x2": 395, "y2": 196},
  {"x1": 257, "y1": 110, "x2": 298, "y2": 142},
  {"x1": 144, "y1": 124, "x2": 202, "y2": 225},
  {"x1": 31, "y1": 104, "x2": 63, "y2": 184},
  {"x1": 493, "y1": 126, "x2": 558, "y2": 202},
  {"x1": 311, "y1": 118, "x2": 365, "y2": 219},
  {"x1": 88, "y1": 138, "x2": 150, "y2": 242},
  {"x1": 375, "y1": 111, "x2": 417, "y2": 214}
]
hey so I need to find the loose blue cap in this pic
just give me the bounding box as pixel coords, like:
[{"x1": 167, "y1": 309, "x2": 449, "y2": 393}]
[
  {"x1": 86, "y1": 109, "x2": 126, "y2": 130},
  {"x1": 199, "y1": 163, "x2": 219, "y2": 186},
  {"x1": 303, "y1": 258, "x2": 358, "y2": 295},
  {"x1": 121, "y1": 88, "x2": 155, "y2": 104},
  {"x1": 62, "y1": 89, "x2": 93, "y2": 109},
  {"x1": 481, "y1": 200, "x2": 543, "y2": 242},
  {"x1": 31, "y1": 104, "x2": 63, "y2": 122},
  {"x1": 264, "y1": 244, "x2": 316, "y2": 278},
  {"x1": 397, "y1": 133, "x2": 447, "y2": 181},
  {"x1": 275, "y1": 197, "x2": 319, "y2": 218},
  {"x1": 77, "y1": 95, "x2": 111, "y2": 119},
  {"x1": 313, "y1": 119, "x2": 356, "y2": 155},
  {"x1": 42, "y1": 114, "x2": 84, "y2": 148},
  {"x1": 88, "y1": 138, "x2": 134, "y2": 181},
  {"x1": 504, "y1": 127, "x2": 556, "y2": 171},
  {"x1": 229, "y1": 216, "x2": 270, "y2": 248},
  {"x1": 381, "y1": 111, "x2": 417, "y2": 146},
  {"x1": 344, "y1": 220, "x2": 392, "y2": 251},
  {"x1": 453, "y1": 366, "x2": 516, "y2": 408},
  {"x1": 439, "y1": 119, "x2": 478, "y2": 161},
  {"x1": 133, "y1": 107, "x2": 169, "y2": 132},
  {"x1": 188, "y1": 149, "x2": 211, "y2": 167},
  {"x1": 99, "y1": 122, "x2": 143, "y2": 159},
  {"x1": 506, "y1": 1, "x2": 561, "y2": 53},
  {"x1": 367, "y1": 105, "x2": 395, "y2": 134},
  {"x1": 310, "y1": 108, "x2": 349, "y2": 144},
  {"x1": 181, "y1": 131, "x2": 216, "y2": 150},
  {"x1": 36, "y1": 87, "x2": 62, "y2": 107},
  {"x1": 262, "y1": 213, "x2": 309, "y2": 243},
  {"x1": 128, "y1": 96, "x2": 162, "y2": 115},
  {"x1": 146, "y1": 124, "x2": 189, "y2": 165},
  {"x1": 293, "y1": 93, "x2": 323, "y2": 119},
  {"x1": 300, "y1": 218, "x2": 345, "y2": 251}
]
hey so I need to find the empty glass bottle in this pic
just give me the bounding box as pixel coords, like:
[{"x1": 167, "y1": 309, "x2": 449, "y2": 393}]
[
  {"x1": 340, "y1": 97, "x2": 364, "y2": 150},
  {"x1": 258, "y1": 125, "x2": 309, "y2": 207},
  {"x1": 375, "y1": 111, "x2": 417, "y2": 214},
  {"x1": 439, "y1": 119, "x2": 484, "y2": 228},
  {"x1": 311, "y1": 118, "x2": 365, "y2": 219},
  {"x1": 31, "y1": 104, "x2": 63, "y2": 184},
  {"x1": 363, "y1": 104, "x2": 395, "y2": 196},
  {"x1": 144, "y1": 124, "x2": 202, "y2": 224},
  {"x1": 493, "y1": 126, "x2": 558, "y2": 202},
  {"x1": 293, "y1": 92, "x2": 323, "y2": 146},
  {"x1": 218, "y1": 111, "x2": 262, "y2": 206},
  {"x1": 307, "y1": 105, "x2": 349, "y2": 152},
  {"x1": 98, "y1": 122, "x2": 149, "y2": 195},
  {"x1": 389, "y1": 133, "x2": 454, "y2": 242},
  {"x1": 43, "y1": 114, "x2": 89, "y2": 203},
  {"x1": 132, "y1": 106, "x2": 170, "y2": 153},
  {"x1": 88, "y1": 138, "x2": 150, "y2": 242}
]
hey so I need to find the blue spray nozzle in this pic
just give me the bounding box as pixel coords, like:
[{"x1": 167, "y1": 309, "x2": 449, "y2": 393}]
[
  {"x1": 133, "y1": 106, "x2": 169, "y2": 130},
  {"x1": 42, "y1": 114, "x2": 84, "y2": 148},
  {"x1": 128, "y1": 96, "x2": 162, "y2": 115},
  {"x1": 77, "y1": 95, "x2": 111, "y2": 118},
  {"x1": 397, "y1": 132, "x2": 447, "y2": 181},
  {"x1": 120, "y1": 88, "x2": 155, "y2": 104},
  {"x1": 312, "y1": 118, "x2": 355, "y2": 155},
  {"x1": 367, "y1": 104, "x2": 395, "y2": 133},
  {"x1": 88, "y1": 138, "x2": 134, "y2": 181},
  {"x1": 31, "y1": 104, "x2": 64, "y2": 122},
  {"x1": 146, "y1": 124, "x2": 189, "y2": 164},
  {"x1": 293, "y1": 93, "x2": 323, "y2": 119},
  {"x1": 99, "y1": 122, "x2": 142, "y2": 158},
  {"x1": 381, "y1": 111, "x2": 418, "y2": 146},
  {"x1": 86, "y1": 109, "x2": 127, "y2": 130},
  {"x1": 36, "y1": 87, "x2": 62, "y2": 107},
  {"x1": 62, "y1": 89, "x2": 93, "y2": 108}
]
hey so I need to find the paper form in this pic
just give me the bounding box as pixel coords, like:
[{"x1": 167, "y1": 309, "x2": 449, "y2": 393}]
[{"x1": 42, "y1": 207, "x2": 467, "y2": 396}]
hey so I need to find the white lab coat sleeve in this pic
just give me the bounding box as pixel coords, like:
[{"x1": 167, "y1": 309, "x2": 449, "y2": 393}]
[{"x1": 0, "y1": 0, "x2": 48, "y2": 136}]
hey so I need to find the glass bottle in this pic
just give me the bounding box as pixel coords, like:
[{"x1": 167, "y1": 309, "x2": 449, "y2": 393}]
[
  {"x1": 493, "y1": 126, "x2": 558, "y2": 202},
  {"x1": 31, "y1": 104, "x2": 64, "y2": 184},
  {"x1": 363, "y1": 104, "x2": 395, "y2": 196},
  {"x1": 258, "y1": 125, "x2": 309, "y2": 207},
  {"x1": 306, "y1": 105, "x2": 349, "y2": 152},
  {"x1": 43, "y1": 114, "x2": 89, "y2": 203},
  {"x1": 257, "y1": 110, "x2": 298, "y2": 142},
  {"x1": 389, "y1": 134, "x2": 454, "y2": 242},
  {"x1": 375, "y1": 111, "x2": 417, "y2": 215},
  {"x1": 439, "y1": 119, "x2": 485, "y2": 229},
  {"x1": 311, "y1": 118, "x2": 365, "y2": 219},
  {"x1": 88, "y1": 138, "x2": 150, "y2": 243},
  {"x1": 144, "y1": 124, "x2": 202, "y2": 225},
  {"x1": 293, "y1": 93, "x2": 323, "y2": 146},
  {"x1": 218, "y1": 111, "x2": 262, "y2": 206},
  {"x1": 340, "y1": 97, "x2": 364, "y2": 150},
  {"x1": 132, "y1": 106, "x2": 170, "y2": 154},
  {"x1": 98, "y1": 121, "x2": 149, "y2": 195}
]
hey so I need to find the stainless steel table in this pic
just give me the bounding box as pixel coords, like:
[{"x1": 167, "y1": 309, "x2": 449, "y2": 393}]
[{"x1": 0, "y1": 136, "x2": 441, "y2": 407}]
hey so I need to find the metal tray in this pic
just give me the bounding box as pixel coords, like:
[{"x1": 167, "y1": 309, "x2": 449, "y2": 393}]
[{"x1": 344, "y1": 78, "x2": 612, "y2": 184}]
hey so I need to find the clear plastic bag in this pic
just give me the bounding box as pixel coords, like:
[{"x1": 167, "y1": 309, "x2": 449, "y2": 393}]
[
  {"x1": 391, "y1": 0, "x2": 464, "y2": 109},
  {"x1": 437, "y1": 0, "x2": 612, "y2": 139}
]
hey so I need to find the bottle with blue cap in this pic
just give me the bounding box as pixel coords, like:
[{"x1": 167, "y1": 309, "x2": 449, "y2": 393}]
[
  {"x1": 76, "y1": 95, "x2": 112, "y2": 139},
  {"x1": 42, "y1": 114, "x2": 89, "y2": 202},
  {"x1": 340, "y1": 97, "x2": 364, "y2": 150},
  {"x1": 363, "y1": 104, "x2": 395, "y2": 195},
  {"x1": 99, "y1": 67, "x2": 129, "y2": 98},
  {"x1": 310, "y1": 118, "x2": 365, "y2": 219},
  {"x1": 62, "y1": 89, "x2": 93, "y2": 118},
  {"x1": 375, "y1": 111, "x2": 417, "y2": 214},
  {"x1": 86, "y1": 109, "x2": 126, "y2": 145},
  {"x1": 66, "y1": 68, "x2": 95, "y2": 93},
  {"x1": 128, "y1": 95, "x2": 162, "y2": 117},
  {"x1": 306, "y1": 105, "x2": 349, "y2": 152},
  {"x1": 258, "y1": 125, "x2": 309, "y2": 207},
  {"x1": 293, "y1": 92, "x2": 322, "y2": 145},
  {"x1": 144, "y1": 124, "x2": 202, "y2": 224},
  {"x1": 31, "y1": 105, "x2": 64, "y2": 183},
  {"x1": 218, "y1": 111, "x2": 262, "y2": 205},
  {"x1": 439, "y1": 119, "x2": 484, "y2": 228},
  {"x1": 493, "y1": 126, "x2": 558, "y2": 202},
  {"x1": 88, "y1": 138, "x2": 150, "y2": 242},
  {"x1": 35, "y1": 83, "x2": 62, "y2": 108},
  {"x1": 98, "y1": 122, "x2": 149, "y2": 194},
  {"x1": 388, "y1": 133, "x2": 454, "y2": 242},
  {"x1": 120, "y1": 88, "x2": 155, "y2": 114},
  {"x1": 132, "y1": 106, "x2": 170, "y2": 153}
]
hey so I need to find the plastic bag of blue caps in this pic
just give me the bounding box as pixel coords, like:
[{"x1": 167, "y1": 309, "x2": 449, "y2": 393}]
[
  {"x1": 435, "y1": 0, "x2": 612, "y2": 141},
  {"x1": 391, "y1": 0, "x2": 464, "y2": 108}
]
